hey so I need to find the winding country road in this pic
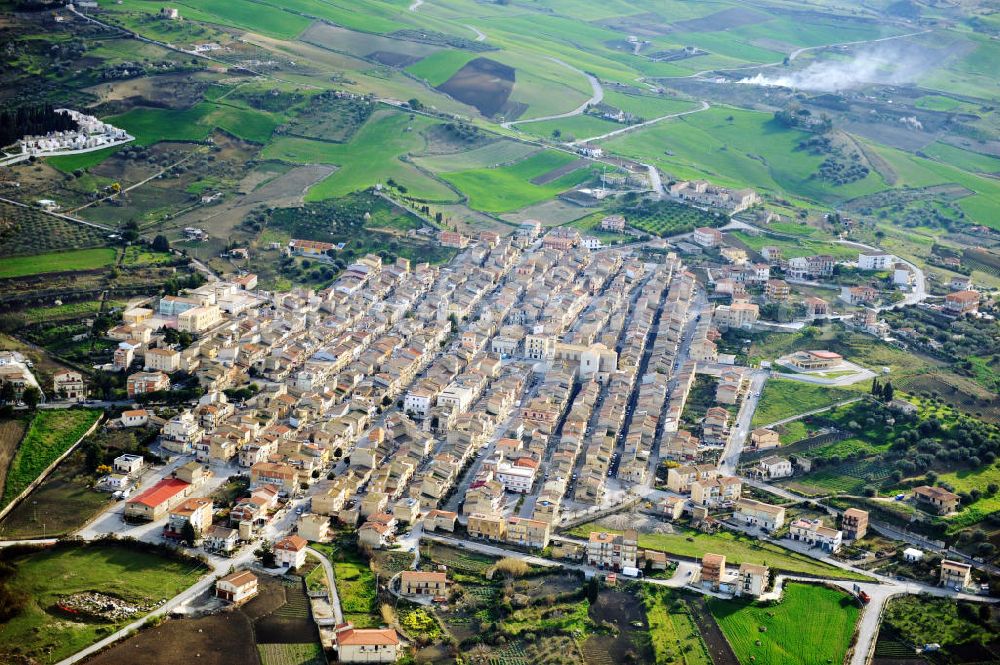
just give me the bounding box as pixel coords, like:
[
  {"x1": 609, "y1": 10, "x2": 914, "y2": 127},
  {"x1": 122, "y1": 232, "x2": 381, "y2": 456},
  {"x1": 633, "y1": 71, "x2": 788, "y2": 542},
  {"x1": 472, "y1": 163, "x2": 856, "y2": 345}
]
[
  {"x1": 464, "y1": 24, "x2": 486, "y2": 42},
  {"x1": 572, "y1": 99, "x2": 710, "y2": 144},
  {"x1": 502, "y1": 58, "x2": 603, "y2": 128}
]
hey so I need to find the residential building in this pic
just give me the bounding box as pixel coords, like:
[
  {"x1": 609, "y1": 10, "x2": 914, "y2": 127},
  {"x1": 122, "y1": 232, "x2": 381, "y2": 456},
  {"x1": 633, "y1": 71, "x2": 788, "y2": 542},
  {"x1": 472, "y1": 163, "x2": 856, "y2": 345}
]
[
  {"x1": 789, "y1": 519, "x2": 842, "y2": 552},
  {"x1": 804, "y1": 296, "x2": 829, "y2": 318},
  {"x1": 692, "y1": 227, "x2": 723, "y2": 248},
  {"x1": 439, "y1": 231, "x2": 469, "y2": 249},
  {"x1": 944, "y1": 290, "x2": 980, "y2": 315},
  {"x1": 120, "y1": 409, "x2": 149, "y2": 427},
  {"x1": 124, "y1": 477, "x2": 190, "y2": 521},
  {"x1": 939, "y1": 559, "x2": 972, "y2": 590},
  {"x1": 733, "y1": 498, "x2": 786, "y2": 531},
  {"x1": 749, "y1": 428, "x2": 780, "y2": 450},
  {"x1": 467, "y1": 512, "x2": 506, "y2": 541},
  {"x1": 690, "y1": 476, "x2": 742, "y2": 507},
  {"x1": 52, "y1": 369, "x2": 86, "y2": 401},
  {"x1": 505, "y1": 516, "x2": 551, "y2": 549},
  {"x1": 274, "y1": 534, "x2": 308, "y2": 569},
  {"x1": 858, "y1": 252, "x2": 894, "y2": 271},
  {"x1": 289, "y1": 239, "x2": 335, "y2": 257},
  {"x1": 600, "y1": 215, "x2": 626, "y2": 232},
  {"x1": 203, "y1": 525, "x2": 240, "y2": 555},
  {"x1": 586, "y1": 529, "x2": 638, "y2": 570},
  {"x1": 126, "y1": 371, "x2": 170, "y2": 397},
  {"x1": 334, "y1": 624, "x2": 401, "y2": 663},
  {"x1": 298, "y1": 513, "x2": 331, "y2": 542},
  {"x1": 765, "y1": 279, "x2": 790, "y2": 302},
  {"x1": 251, "y1": 461, "x2": 300, "y2": 494},
  {"x1": 400, "y1": 571, "x2": 448, "y2": 597},
  {"x1": 701, "y1": 553, "x2": 726, "y2": 589},
  {"x1": 783, "y1": 350, "x2": 842, "y2": 371},
  {"x1": 496, "y1": 461, "x2": 537, "y2": 493},
  {"x1": 216, "y1": 570, "x2": 258, "y2": 604},
  {"x1": 113, "y1": 453, "x2": 144, "y2": 476},
  {"x1": 736, "y1": 563, "x2": 768, "y2": 598},
  {"x1": 755, "y1": 456, "x2": 793, "y2": 480},
  {"x1": 913, "y1": 485, "x2": 960, "y2": 515},
  {"x1": 714, "y1": 302, "x2": 759, "y2": 330},
  {"x1": 144, "y1": 347, "x2": 180, "y2": 373},
  {"x1": 841, "y1": 508, "x2": 869, "y2": 541},
  {"x1": 165, "y1": 497, "x2": 213, "y2": 541}
]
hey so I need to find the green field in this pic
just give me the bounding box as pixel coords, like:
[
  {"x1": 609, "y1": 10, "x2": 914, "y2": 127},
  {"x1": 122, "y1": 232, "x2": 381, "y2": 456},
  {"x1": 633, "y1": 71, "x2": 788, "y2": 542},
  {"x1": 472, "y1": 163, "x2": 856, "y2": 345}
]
[
  {"x1": 642, "y1": 586, "x2": 712, "y2": 665},
  {"x1": 106, "y1": 0, "x2": 312, "y2": 39},
  {"x1": 708, "y1": 583, "x2": 860, "y2": 665},
  {"x1": 109, "y1": 102, "x2": 279, "y2": 146},
  {"x1": 441, "y1": 149, "x2": 594, "y2": 212},
  {"x1": 568, "y1": 523, "x2": 869, "y2": 580},
  {"x1": 880, "y1": 595, "x2": 999, "y2": 661},
  {"x1": 602, "y1": 106, "x2": 885, "y2": 205},
  {"x1": 0, "y1": 248, "x2": 117, "y2": 279},
  {"x1": 751, "y1": 379, "x2": 863, "y2": 427},
  {"x1": 264, "y1": 109, "x2": 458, "y2": 201},
  {"x1": 0, "y1": 541, "x2": 206, "y2": 664},
  {"x1": 405, "y1": 50, "x2": 479, "y2": 86},
  {"x1": 46, "y1": 146, "x2": 123, "y2": 173},
  {"x1": 728, "y1": 231, "x2": 858, "y2": 261},
  {"x1": 1, "y1": 410, "x2": 101, "y2": 508}
]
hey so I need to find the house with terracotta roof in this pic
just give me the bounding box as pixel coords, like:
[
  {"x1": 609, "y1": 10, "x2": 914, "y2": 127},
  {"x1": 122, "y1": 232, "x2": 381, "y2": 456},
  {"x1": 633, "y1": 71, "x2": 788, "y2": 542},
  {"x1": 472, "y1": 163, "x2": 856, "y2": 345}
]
[
  {"x1": 165, "y1": 497, "x2": 213, "y2": 541},
  {"x1": 274, "y1": 534, "x2": 308, "y2": 569},
  {"x1": 334, "y1": 623, "x2": 401, "y2": 663},
  {"x1": 124, "y1": 477, "x2": 191, "y2": 521},
  {"x1": 216, "y1": 570, "x2": 258, "y2": 604},
  {"x1": 400, "y1": 570, "x2": 448, "y2": 597},
  {"x1": 944, "y1": 290, "x2": 980, "y2": 315},
  {"x1": 701, "y1": 553, "x2": 726, "y2": 590},
  {"x1": 913, "y1": 485, "x2": 960, "y2": 515}
]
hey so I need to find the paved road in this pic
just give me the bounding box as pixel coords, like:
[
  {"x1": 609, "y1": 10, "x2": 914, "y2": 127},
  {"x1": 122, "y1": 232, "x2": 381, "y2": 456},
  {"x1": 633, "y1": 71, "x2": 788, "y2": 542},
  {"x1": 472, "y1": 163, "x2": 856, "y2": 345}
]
[
  {"x1": 718, "y1": 369, "x2": 769, "y2": 475},
  {"x1": 307, "y1": 547, "x2": 343, "y2": 624},
  {"x1": 503, "y1": 59, "x2": 603, "y2": 127}
]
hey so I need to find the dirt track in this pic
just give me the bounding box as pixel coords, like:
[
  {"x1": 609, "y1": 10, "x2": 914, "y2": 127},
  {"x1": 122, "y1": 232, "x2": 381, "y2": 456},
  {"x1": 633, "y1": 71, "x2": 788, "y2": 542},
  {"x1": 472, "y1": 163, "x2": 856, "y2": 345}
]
[{"x1": 686, "y1": 596, "x2": 740, "y2": 665}]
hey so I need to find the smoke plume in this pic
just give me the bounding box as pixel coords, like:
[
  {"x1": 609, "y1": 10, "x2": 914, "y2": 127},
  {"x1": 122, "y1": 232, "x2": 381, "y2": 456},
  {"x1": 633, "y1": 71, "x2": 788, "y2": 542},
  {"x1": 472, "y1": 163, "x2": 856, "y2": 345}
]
[{"x1": 737, "y1": 44, "x2": 933, "y2": 92}]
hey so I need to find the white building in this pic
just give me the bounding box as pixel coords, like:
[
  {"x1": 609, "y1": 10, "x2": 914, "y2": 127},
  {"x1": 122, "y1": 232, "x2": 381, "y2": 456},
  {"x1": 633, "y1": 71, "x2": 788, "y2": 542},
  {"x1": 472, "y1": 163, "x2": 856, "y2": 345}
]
[
  {"x1": 496, "y1": 462, "x2": 537, "y2": 493},
  {"x1": 858, "y1": 252, "x2": 894, "y2": 271}
]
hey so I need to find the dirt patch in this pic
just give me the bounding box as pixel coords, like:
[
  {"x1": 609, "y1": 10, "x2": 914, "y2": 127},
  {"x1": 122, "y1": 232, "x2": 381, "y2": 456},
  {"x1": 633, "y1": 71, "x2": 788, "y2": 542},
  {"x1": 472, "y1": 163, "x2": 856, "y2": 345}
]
[
  {"x1": 254, "y1": 578, "x2": 318, "y2": 644},
  {"x1": 672, "y1": 7, "x2": 770, "y2": 32},
  {"x1": 0, "y1": 418, "x2": 27, "y2": 501},
  {"x1": 84, "y1": 72, "x2": 219, "y2": 112},
  {"x1": 595, "y1": 13, "x2": 674, "y2": 38},
  {"x1": 530, "y1": 158, "x2": 589, "y2": 185},
  {"x1": 86, "y1": 612, "x2": 259, "y2": 665},
  {"x1": 582, "y1": 590, "x2": 653, "y2": 665},
  {"x1": 686, "y1": 596, "x2": 740, "y2": 665},
  {"x1": 436, "y1": 57, "x2": 514, "y2": 118}
]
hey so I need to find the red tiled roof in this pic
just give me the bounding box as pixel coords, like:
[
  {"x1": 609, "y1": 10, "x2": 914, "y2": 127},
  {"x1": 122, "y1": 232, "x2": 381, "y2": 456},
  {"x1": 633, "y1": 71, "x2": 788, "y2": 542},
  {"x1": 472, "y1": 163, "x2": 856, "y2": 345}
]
[
  {"x1": 127, "y1": 478, "x2": 189, "y2": 508},
  {"x1": 337, "y1": 627, "x2": 399, "y2": 646}
]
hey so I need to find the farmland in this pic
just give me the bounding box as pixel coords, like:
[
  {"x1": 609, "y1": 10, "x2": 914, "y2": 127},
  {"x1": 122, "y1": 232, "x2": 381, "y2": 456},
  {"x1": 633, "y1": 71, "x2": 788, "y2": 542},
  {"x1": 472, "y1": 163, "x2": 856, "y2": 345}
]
[
  {"x1": 751, "y1": 379, "x2": 863, "y2": 427},
  {"x1": 441, "y1": 150, "x2": 596, "y2": 212},
  {"x1": 0, "y1": 541, "x2": 207, "y2": 664},
  {"x1": 708, "y1": 583, "x2": 860, "y2": 665},
  {"x1": 0, "y1": 418, "x2": 28, "y2": 503},
  {"x1": 879, "y1": 595, "x2": 999, "y2": 664},
  {"x1": 0, "y1": 248, "x2": 117, "y2": 279},
  {"x1": 0, "y1": 409, "x2": 101, "y2": 509},
  {"x1": 641, "y1": 586, "x2": 712, "y2": 665},
  {"x1": 0, "y1": 203, "x2": 109, "y2": 258}
]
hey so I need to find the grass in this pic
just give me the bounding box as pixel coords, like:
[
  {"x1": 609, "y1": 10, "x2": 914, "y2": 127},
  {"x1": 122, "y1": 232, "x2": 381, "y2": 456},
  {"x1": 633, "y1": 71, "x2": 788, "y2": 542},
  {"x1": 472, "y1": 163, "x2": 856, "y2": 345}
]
[
  {"x1": 110, "y1": 0, "x2": 312, "y2": 40},
  {"x1": 0, "y1": 248, "x2": 117, "y2": 279},
  {"x1": 0, "y1": 541, "x2": 206, "y2": 664},
  {"x1": 502, "y1": 598, "x2": 593, "y2": 637},
  {"x1": 108, "y1": 102, "x2": 279, "y2": 146},
  {"x1": 1, "y1": 410, "x2": 101, "y2": 508},
  {"x1": 323, "y1": 545, "x2": 379, "y2": 628},
  {"x1": 264, "y1": 109, "x2": 458, "y2": 202},
  {"x1": 46, "y1": 146, "x2": 123, "y2": 173},
  {"x1": 405, "y1": 50, "x2": 479, "y2": 86},
  {"x1": 441, "y1": 150, "x2": 594, "y2": 213},
  {"x1": 642, "y1": 586, "x2": 711, "y2": 665},
  {"x1": 751, "y1": 379, "x2": 863, "y2": 427},
  {"x1": 708, "y1": 583, "x2": 860, "y2": 665},
  {"x1": 567, "y1": 523, "x2": 869, "y2": 581},
  {"x1": 728, "y1": 231, "x2": 858, "y2": 261}
]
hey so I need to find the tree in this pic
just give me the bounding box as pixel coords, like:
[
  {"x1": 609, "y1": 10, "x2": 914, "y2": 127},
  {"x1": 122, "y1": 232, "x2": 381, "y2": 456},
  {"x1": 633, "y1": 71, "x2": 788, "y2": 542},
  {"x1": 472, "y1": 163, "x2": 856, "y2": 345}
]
[
  {"x1": 151, "y1": 234, "x2": 170, "y2": 252},
  {"x1": 0, "y1": 382, "x2": 14, "y2": 405},
  {"x1": 551, "y1": 129, "x2": 562, "y2": 139},
  {"x1": 585, "y1": 577, "x2": 599, "y2": 603},
  {"x1": 882, "y1": 381, "x2": 894, "y2": 403},
  {"x1": 871, "y1": 378, "x2": 880, "y2": 397},
  {"x1": 22, "y1": 386, "x2": 40, "y2": 410},
  {"x1": 181, "y1": 520, "x2": 199, "y2": 545}
]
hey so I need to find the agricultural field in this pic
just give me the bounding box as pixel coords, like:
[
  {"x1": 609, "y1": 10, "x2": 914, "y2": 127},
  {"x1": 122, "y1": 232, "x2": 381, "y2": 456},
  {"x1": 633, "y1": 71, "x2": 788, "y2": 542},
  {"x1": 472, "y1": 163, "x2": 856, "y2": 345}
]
[
  {"x1": 708, "y1": 583, "x2": 860, "y2": 665},
  {"x1": 0, "y1": 541, "x2": 207, "y2": 664},
  {"x1": 751, "y1": 379, "x2": 864, "y2": 427},
  {"x1": 614, "y1": 198, "x2": 725, "y2": 237},
  {"x1": 441, "y1": 150, "x2": 596, "y2": 213},
  {"x1": 0, "y1": 418, "x2": 28, "y2": 504},
  {"x1": 0, "y1": 248, "x2": 117, "y2": 280},
  {"x1": 641, "y1": 586, "x2": 712, "y2": 665},
  {"x1": 0, "y1": 409, "x2": 101, "y2": 509},
  {"x1": 567, "y1": 521, "x2": 869, "y2": 580},
  {"x1": 320, "y1": 543, "x2": 379, "y2": 628},
  {"x1": 0, "y1": 203, "x2": 109, "y2": 259}
]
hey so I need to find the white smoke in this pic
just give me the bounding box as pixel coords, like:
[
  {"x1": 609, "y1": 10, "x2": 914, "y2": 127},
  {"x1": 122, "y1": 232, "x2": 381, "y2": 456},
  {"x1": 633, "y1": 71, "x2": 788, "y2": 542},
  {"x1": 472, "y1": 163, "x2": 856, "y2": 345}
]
[{"x1": 737, "y1": 45, "x2": 931, "y2": 92}]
